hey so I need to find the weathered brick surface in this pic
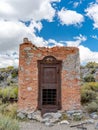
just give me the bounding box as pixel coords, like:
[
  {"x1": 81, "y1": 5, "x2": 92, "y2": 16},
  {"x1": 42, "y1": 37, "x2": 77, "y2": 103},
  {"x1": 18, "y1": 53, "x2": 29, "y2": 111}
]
[{"x1": 18, "y1": 39, "x2": 81, "y2": 112}]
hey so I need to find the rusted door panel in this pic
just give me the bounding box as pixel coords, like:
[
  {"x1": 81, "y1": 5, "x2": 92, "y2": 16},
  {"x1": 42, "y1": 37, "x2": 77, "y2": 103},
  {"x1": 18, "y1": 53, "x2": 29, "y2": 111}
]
[{"x1": 38, "y1": 56, "x2": 61, "y2": 113}]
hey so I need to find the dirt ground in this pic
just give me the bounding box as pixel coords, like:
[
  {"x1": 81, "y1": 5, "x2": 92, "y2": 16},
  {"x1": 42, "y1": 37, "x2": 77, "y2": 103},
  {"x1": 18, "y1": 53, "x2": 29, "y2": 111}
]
[{"x1": 20, "y1": 120, "x2": 98, "y2": 130}]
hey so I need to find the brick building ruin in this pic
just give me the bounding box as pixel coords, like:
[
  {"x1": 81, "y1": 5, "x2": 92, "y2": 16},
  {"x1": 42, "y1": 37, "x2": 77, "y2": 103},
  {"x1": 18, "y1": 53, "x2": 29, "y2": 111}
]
[{"x1": 18, "y1": 38, "x2": 81, "y2": 114}]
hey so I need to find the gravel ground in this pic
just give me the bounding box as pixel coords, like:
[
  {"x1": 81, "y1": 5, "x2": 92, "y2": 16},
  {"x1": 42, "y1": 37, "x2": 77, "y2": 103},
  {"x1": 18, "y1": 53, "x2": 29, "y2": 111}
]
[{"x1": 20, "y1": 120, "x2": 98, "y2": 130}]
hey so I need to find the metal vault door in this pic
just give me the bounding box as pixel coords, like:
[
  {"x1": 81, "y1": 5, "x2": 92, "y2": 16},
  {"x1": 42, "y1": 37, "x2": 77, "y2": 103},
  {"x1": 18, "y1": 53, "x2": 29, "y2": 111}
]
[{"x1": 38, "y1": 56, "x2": 61, "y2": 114}]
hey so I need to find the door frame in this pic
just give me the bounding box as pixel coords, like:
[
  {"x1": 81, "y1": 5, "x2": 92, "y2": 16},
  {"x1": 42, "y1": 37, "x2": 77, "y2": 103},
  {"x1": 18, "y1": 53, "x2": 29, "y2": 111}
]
[{"x1": 37, "y1": 56, "x2": 62, "y2": 111}]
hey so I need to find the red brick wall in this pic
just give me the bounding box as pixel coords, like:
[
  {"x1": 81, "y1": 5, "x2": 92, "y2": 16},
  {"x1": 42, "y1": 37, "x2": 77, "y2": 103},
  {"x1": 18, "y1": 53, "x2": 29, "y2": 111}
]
[{"x1": 18, "y1": 39, "x2": 81, "y2": 112}]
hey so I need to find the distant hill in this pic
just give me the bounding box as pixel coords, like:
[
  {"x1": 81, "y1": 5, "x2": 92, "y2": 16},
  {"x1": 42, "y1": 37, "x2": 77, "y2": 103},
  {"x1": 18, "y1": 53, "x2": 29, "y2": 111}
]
[
  {"x1": 80, "y1": 62, "x2": 98, "y2": 82},
  {"x1": 0, "y1": 66, "x2": 18, "y2": 87}
]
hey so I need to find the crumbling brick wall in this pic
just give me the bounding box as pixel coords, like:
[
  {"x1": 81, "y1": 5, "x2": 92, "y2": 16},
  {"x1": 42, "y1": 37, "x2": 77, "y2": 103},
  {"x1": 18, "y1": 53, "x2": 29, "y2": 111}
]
[{"x1": 18, "y1": 38, "x2": 81, "y2": 112}]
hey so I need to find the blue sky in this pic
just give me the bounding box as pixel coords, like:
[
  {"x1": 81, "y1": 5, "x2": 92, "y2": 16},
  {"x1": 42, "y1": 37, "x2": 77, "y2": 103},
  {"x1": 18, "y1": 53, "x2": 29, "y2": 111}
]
[
  {"x1": 39, "y1": 0, "x2": 98, "y2": 51},
  {"x1": 0, "y1": 0, "x2": 98, "y2": 67}
]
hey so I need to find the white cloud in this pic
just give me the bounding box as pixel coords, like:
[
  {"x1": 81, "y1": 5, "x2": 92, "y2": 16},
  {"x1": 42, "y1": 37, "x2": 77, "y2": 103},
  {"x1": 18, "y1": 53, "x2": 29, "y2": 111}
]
[
  {"x1": 0, "y1": 19, "x2": 48, "y2": 67},
  {"x1": 0, "y1": 1, "x2": 15, "y2": 15},
  {"x1": 47, "y1": 36, "x2": 98, "y2": 65},
  {"x1": 66, "y1": 34, "x2": 87, "y2": 47},
  {"x1": 0, "y1": 19, "x2": 51, "y2": 51},
  {"x1": 50, "y1": 0, "x2": 61, "y2": 2},
  {"x1": 66, "y1": 34, "x2": 98, "y2": 64},
  {"x1": 29, "y1": 20, "x2": 42, "y2": 32},
  {"x1": 0, "y1": 0, "x2": 60, "y2": 22},
  {"x1": 85, "y1": 3, "x2": 98, "y2": 28},
  {"x1": 0, "y1": 20, "x2": 26, "y2": 51},
  {"x1": 70, "y1": 0, "x2": 83, "y2": 8},
  {"x1": 0, "y1": 20, "x2": 44, "y2": 51},
  {"x1": 91, "y1": 35, "x2": 98, "y2": 40},
  {"x1": 0, "y1": 0, "x2": 61, "y2": 67},
  {"x1": 73, "y1": 2, "x2": 79, "y2": 8},
  {"x1": 0, "y1": 52, "x2": 19, "y2": 68},
  {"x1": 48, "y1": 39, "x2": 64, "y2": 47},
  {"x1": 79, "y1": 45, "x2": 98, "y2": 64},
  {"x1": 58, "y1": 8, "x2": 84, "y2": 26}
]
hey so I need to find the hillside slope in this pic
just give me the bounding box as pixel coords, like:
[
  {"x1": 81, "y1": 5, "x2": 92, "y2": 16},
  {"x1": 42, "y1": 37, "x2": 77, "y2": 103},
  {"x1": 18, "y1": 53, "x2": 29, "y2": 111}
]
[{"x1": 0, "y1": 66, "x2": 18, "y2": 87}]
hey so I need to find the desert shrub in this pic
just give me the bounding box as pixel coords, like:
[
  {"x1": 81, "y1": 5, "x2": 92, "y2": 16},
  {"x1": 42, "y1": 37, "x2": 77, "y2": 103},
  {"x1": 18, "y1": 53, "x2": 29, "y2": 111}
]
[
  {"x1": 0, "y1": 68, "x2": 5, "y2": 72},
  {"x1": 0, "y1": 99, "x2": 2, "y2": 105},
  {"x1": 86, "y1": 62, "x2": 98, "y2": 68},
  {"x1": 0, "y1": 75, "x2": 4, "y2": 81},
  {"x1": 9, "y1": 87, "x2": 18, "y2": 99},
  {"x1": 86, "y1": 102, "x2": 98, "y2": 113},
  {"x1": 0, "y1": 103, "x2": 8, "y2": 114},
  {"x1": 81, "y1": 89, "x2": 96, "y2": 104},
  {"x1": 0, "y1": 86, "x2": 18, "y2": 102},
  {"x1": 73, "y1": 114, "x2": 83, "y2": 121},
  {"x1": 83, "y1": 74, "x2": 95, "y2": 82},
  {"x1": 90, "y1": 68, "x2": 96, "y2": 74},
  {"x1": 0, "y1": 103, "x2": 17, "y2": 118},
  {"x1": 1, "y1": 88, "x2": 9, "y2": 100},
  {"x1": 0, "y1": 66, "x2": 14, "y2": 73},
  {"x1": 81, "y1": 82, "x2": 98, "y2": 92},
  {"x1": 6, "y1": 103, "x2": 17, "y2": 118},
  {"x1": 7, "y1": 66, "x2": 14, "y2": 70},
  {"x1": 81, "y1": 82, "x2": 98, "y2": 104},
  {"x1": 11, "y1": 69, "x2": 18, "y2": 78},
  {"x1": 80, "y1": 65, "x2": 85, "y2": 69},
  {"x1": 0, "y1": 114, "x2": 19, "y2": 130},
  {"x1": 60, "y1": 113, "x2": 68, "y2": 120}
]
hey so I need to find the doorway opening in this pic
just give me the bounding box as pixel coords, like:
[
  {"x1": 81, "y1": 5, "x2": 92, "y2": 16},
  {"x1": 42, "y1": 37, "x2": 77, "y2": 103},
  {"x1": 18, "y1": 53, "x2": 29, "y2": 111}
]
[{"x1": 38, "y1": 56, "x2": 62, "y2": 114}]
